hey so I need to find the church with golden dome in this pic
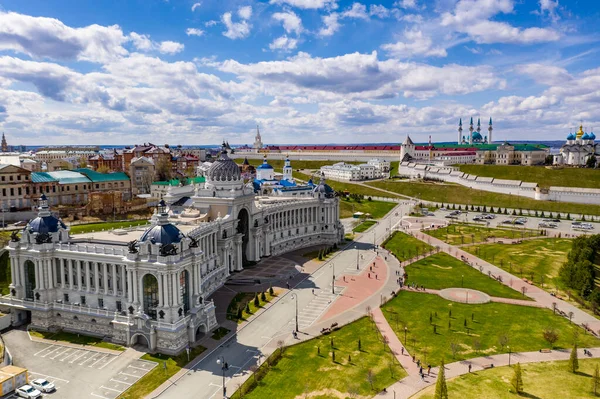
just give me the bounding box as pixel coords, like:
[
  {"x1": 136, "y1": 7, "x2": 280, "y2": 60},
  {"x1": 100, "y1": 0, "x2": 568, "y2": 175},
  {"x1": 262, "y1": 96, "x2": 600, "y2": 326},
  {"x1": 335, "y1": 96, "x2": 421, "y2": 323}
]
[{"x1": 555, "y1": 124, "x2": 598, "y2": 166}]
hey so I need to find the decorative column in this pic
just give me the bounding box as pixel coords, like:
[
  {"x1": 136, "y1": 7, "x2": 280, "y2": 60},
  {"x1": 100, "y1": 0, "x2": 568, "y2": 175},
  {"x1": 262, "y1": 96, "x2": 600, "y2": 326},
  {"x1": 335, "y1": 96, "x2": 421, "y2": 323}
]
[
  {"x1": 132, "y1": 270, "x2": 139, "y2": 304},
  {"x1": 35, "y1": 260, "x2": 41, "y2": 290},
  {"x1": 9, "y1": 256, "x2": 16, "y2": 287},
  {"x1": 157, "y1": 273, "x2": 164, "y2": 307},
  {"x1": 47, "y1": 259, "x2": 54, "y2": 289},
  {"x1": 111, "y1": 264, "x2": 116, "y2": 292},
  {"x1": 68, "y1": 259, "x2": 74, "y2": 288},
  {"x1": 94, "y1": 262, "x2": 99, "y2": 293},
  {"x1": 126, "y1": 269, "x2": 133, "y2": 303},
  {"x1": 171, "y1": 273, "x2": 178, "y2": 306},
  {"x1": 103, "y1": 263, "x2": 109, "y2": 294}
]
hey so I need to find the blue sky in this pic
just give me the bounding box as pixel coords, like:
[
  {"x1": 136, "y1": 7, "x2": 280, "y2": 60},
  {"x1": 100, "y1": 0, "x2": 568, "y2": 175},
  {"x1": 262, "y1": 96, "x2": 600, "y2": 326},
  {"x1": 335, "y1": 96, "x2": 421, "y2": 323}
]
[{"x1": 0, "y1": 0, "x2": 598, "y2": 145}]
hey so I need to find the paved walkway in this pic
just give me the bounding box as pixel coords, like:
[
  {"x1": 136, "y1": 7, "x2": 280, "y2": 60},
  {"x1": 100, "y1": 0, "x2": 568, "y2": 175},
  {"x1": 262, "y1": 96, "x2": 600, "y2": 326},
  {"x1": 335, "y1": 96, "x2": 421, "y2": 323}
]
[
  {"x1": 372, "y1": 307, "x2": 419, "y2": 376},
  {"x1": 400, "y1": 286, "x2": 544, "y2": 308},
  {"x1": 376, "y1": 347, "x2": 600, "y2": 398},
  {"x1": 413, "y1": 230, "x2": 600, "y2": 332}
]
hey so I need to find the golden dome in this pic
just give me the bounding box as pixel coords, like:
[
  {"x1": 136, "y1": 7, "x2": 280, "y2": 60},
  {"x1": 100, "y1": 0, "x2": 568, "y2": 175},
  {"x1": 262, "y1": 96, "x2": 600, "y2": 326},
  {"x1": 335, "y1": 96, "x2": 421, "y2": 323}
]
[{"x1": 576, "y1": 124, "x2": 585, "y2": 139}]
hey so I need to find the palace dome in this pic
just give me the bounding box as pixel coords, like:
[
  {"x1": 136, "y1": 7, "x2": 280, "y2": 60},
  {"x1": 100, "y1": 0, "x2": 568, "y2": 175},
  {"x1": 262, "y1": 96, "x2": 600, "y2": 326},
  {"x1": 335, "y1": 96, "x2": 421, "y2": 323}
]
[
  {"x1": 313, "y1": 175, "x2": 335, "y2": 198},
  {"x1": 139, "y1": 224, "x2": 184, "y2": 246},
  {"x1": 207, "y1": 144, "x2": 241, "y2": 182},
  {"x1": 28, "y1": 194, "x2": 66, "y2": 234}
]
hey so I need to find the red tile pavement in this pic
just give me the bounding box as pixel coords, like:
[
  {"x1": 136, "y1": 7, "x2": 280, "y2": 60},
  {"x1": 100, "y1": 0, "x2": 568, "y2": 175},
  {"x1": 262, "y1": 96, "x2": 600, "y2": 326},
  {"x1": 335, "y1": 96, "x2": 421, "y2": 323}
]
[{"x1": 319, "y1": 256, "x2": 388, "y2": 322}]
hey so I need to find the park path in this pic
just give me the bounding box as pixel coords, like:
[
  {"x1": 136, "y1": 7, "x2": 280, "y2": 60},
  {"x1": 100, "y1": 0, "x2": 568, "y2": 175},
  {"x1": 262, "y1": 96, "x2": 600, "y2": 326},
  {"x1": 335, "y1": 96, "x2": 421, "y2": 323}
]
[
  {"x1": 376, "y1": 346, "x2": 600, "y2": 399},
  {"x1": 412, "y1": 230, "x2": 600, "y2": 334},
  {"x1": 399, "y1": 287, "x2": 544, "y2": 308}
]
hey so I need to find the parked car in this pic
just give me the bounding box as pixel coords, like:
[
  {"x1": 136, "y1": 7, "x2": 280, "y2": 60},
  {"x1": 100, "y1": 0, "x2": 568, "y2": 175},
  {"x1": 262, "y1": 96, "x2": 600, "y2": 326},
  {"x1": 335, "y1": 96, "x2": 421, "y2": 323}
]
[
  {"x1": 445, "y1": 215, "x2": 458, "y2": 219},
  {"x1": 502, "y1": 219, "x2": 514, "y2": 224},
  {"x1": 16, "y1": 385, "x2": 42, "y2": 399},
  {"x1": 30, "y1": 378, "x2": 55, "y2": 393},
  {"x1": 473, "y1": 216, "x2": 482, "y2": 221},
  {"x1": 484, "y1": 214, "x2": 496, "y2": 219},
  {"x1": 13, "y1": 220, "x2": 28, "y2": 227},
  {"x1": 439, "y1": 207, "x2": 447, "y2": 211}
]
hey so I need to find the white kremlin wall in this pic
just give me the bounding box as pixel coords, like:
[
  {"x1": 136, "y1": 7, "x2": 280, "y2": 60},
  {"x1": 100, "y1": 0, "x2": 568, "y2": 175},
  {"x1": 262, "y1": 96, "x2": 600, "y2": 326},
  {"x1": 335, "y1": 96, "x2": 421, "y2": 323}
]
[{"x1": 399, "y1": 162, "x2": 600, "y2": 205}]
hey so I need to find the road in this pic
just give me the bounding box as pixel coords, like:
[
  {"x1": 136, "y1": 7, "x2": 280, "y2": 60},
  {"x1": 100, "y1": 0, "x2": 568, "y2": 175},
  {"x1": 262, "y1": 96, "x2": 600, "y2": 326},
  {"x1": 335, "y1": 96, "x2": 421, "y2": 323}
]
[{"x1": 156, "y1": 201, "x2": 414, "y2": 399}]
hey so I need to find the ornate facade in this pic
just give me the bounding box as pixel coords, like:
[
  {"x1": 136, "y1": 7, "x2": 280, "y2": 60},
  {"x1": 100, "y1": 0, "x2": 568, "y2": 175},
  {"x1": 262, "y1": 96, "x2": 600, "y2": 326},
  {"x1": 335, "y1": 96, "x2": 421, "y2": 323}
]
[
  {"x1": 554, "y1": 125, "x2": 598, "y2": 166},
  {"x1": 0, "y1": 145, "x2": 344, "y2": 355}
]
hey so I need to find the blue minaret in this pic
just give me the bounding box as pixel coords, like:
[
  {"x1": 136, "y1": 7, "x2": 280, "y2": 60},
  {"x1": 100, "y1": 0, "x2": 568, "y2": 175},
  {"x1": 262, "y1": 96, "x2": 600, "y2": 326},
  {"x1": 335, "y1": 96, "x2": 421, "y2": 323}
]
[
  {"x1": 469, "y1": 117, "x2": 474, "y2": 144},
  {"x1": 458, "y1": 118, "x2": 463, "y2": 144},
  {"x1": 488, "y1": 117, "x2": 493, "y2": 144}
]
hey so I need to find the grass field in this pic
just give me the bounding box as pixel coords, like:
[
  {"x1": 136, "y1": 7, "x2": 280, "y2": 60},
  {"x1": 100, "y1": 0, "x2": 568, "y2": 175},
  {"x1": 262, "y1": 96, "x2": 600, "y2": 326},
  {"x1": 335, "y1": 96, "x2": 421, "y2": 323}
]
[
  {"x1": 339, "y1": 198, "x2": 396, "y2": 219},
  {"x1": 382, "y1": 231, "x2": 434, "y2": 262},
  {"x1": 118, "y1": 345, "x2": 207, "y2": 399},
  {"x1": 405, "y1": 253, "x2": 525, "y2": 300},
  {"x1": 29, "y1": 330, "x2": 125, "y2": 351},
  {"x1": 414, "y1": 358, "x2": 600, "y2": 399},
  {"x1": 69, "y1": 220, "x2": 150, "y2": 235},
  {"x1": 381, "y1": 291, "x2": 599, "y2": 367},
  {"x1": 427, "y1": 223, "x2": 539, "y2": 246},
  {"x1": 459, "y1": 164, "x2": 600, "y2": 189},
  {"x1": 367, "y1": 180, "x2": 600, "y2": 216},
  {"x1": 353, "y1": 220, "x2": 377, "y2": 233},
  {"x1": 463, "y1": 238, "x2": 573, "y2": 289},
  {"x1": 235, "y1": 317, "x2": 406, "y2": 399}
]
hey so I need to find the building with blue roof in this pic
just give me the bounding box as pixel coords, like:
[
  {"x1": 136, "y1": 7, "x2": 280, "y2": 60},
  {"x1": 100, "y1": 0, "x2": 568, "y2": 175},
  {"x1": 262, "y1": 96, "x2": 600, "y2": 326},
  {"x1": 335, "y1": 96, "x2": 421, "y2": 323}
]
[
  {"x1": 253, "y1": 155, "x2": 314, "y2": 196},
  {"x1": 556, "y1": 124, "x2": 599, "y2": 166}
]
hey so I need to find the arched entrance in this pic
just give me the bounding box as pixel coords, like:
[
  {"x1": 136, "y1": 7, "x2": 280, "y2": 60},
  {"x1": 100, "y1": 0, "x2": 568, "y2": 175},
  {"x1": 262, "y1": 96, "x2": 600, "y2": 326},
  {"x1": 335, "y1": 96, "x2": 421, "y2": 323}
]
[
  {"x1": 130, "y1": 333, "x2": 150, "y2": 348},
  {"x1": 142, "y1": 274, "x2": 159, "y2": 320},
  {"x1": 237, "y1": 208, "x2": 250, "y2": 266},
  {"x1": 195, "y1": 324, "x2": 208, "y2": 341},
  {"x1": 180, "y1": 270, "x2": 190, "y2": 314},
  {"x1": 24, "y1": 260, "x2": 36, "y2": 300}
]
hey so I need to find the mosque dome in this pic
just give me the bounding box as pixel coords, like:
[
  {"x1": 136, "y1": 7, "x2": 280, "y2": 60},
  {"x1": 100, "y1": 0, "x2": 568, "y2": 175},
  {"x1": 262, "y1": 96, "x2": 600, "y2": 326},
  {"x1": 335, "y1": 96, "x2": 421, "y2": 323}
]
[
  {"x1": 472, "y1": 132, "x2": 483, "y2": 141},
  {"x1": 207, "y1": 143, "x2": 241, "y2": 182},
  {"x1": 27, "y1": 194, "x2": 66, "y2": 234}
]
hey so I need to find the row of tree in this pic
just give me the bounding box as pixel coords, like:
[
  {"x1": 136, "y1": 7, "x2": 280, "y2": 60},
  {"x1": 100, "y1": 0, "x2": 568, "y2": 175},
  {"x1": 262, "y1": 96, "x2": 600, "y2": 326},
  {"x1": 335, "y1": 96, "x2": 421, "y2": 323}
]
[{"x1": 559, "y1": 235, "x2": 600, "y2": 302}]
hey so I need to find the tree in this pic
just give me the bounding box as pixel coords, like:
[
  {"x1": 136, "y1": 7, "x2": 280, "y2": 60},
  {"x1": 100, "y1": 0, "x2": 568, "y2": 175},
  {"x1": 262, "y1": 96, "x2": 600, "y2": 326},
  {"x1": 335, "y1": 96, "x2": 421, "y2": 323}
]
[
  {"x1": 545, "y1": 154, "x2": 554, "y2": 165},
  {"x1": 543, "y1": 326, "x2": 559, "y2": 349},
  {"x1": 366, "y1": 369, "x2": 375, "y2": 391},
  {"x1": 587, "y1": 155, "x2": 597, "y2": 168},
  {"x1": 254, "y1": 294, "x2": 260, "y2": 307},
  {"x1": 156, "y1": 156, "x2": 173, "y2": 181},
  {"x1": 269, "y1": 285, "x2": 274, "y2": 296},
  {"x1": 261, "y1": 292, "x2": 267, "y2": 302},
  {"x1": 568, "y1": 344, "x2": 579, "y2": 373},
  {"x1": 236, "y1": 307, "x2": 243, "y2": 320},
  {"x1": 512, "y1": 363, "x2": 524, "y2": 394},
  {"x1": 592, "y1": 364, "x2": 600, "y2": 395},
  {"x1": 96, "y1": 164, "x2": 111, "y2": 173},
  {"x1": 498, "y1": 334, "x2": 509, "y2": 351},
  {"x1": 434, "y1": 359, "x2": 448, "y2": 399}
]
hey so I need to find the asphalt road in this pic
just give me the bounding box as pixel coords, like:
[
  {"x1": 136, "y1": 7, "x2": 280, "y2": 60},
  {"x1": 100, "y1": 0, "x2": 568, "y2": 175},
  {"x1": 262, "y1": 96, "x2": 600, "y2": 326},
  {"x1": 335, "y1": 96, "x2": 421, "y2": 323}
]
[{"x1": 156, "y1": 201, "x2": 414, "y2": 399}]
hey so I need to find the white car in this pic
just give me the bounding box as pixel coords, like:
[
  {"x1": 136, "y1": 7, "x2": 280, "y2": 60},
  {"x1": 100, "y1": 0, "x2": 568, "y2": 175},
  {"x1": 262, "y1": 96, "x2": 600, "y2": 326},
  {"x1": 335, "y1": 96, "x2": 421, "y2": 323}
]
[
  {"x1": 30, "y1": 378, "x2": 56, "y2": 393},
  {"x1": 15, "y1": 385, "x2": 42, "y2": 399}
]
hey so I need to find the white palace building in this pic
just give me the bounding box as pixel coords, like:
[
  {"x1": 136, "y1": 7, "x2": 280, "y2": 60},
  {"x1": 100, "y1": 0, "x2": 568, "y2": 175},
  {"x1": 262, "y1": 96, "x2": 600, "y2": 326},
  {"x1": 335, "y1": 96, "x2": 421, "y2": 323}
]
[{"x1": 0, "y1": 145, "x2": 344, "y2": 354}]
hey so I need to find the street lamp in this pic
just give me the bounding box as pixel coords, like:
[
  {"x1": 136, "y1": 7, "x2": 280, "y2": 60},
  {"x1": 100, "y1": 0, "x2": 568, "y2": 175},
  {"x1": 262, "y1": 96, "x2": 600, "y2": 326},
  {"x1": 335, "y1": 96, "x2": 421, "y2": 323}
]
[
  {"x1": 461, "y1": 275, "x2": 464, "y2": 288},
  {"x1": 508, "y1": 346, "x2": 511, "y2": 366},
  {"x1": 404, "y1": 326, "x2": 408, "y2": 344},
  {"x1": 216, "y1": 356, "x2": 228, "y2": 398},
  {"x1": 291, "y1": 293, "x2": 299, "y2": 333},
  {"x1": 332, "y1": 262, "x2": 335, "y2": 294},
  {"x1": 355, "y1": 245, "x2": 359, "y2": 270}
]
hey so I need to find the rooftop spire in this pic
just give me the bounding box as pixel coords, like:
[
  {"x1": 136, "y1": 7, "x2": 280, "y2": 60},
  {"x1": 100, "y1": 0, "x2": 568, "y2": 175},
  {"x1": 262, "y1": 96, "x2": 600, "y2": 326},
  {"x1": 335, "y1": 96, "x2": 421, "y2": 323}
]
[
  {"x1": 459, "y1": 118, "x2": 462, "y2": 126},
  {"x1": 470, "y1": 117, "x2": 473, "y2": 125},
  {"x1": 477, "y1": 118, "x2": 481, "y2": 127},
  {"x1": 489, "y1": 117, "x2": 493, "y2": 125}
]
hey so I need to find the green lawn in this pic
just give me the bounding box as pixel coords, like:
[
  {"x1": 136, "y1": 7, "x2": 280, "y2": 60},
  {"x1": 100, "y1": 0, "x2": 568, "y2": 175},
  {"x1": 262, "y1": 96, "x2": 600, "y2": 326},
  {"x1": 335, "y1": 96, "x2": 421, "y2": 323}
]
[
  {"x1": 69, "y1": 220, "x2": 150, "y2": 235},
  {"x1": 339, "y1": 198, "x2": 396, "y2": 219},
  {"x1": 427, "y1": 223, "x2": 539, "y2": 246},
  {"x1": 459, "y1": 164, "x2": 600, "y2": 189},
  {"x1": 405, "y1": 253, "x2": 525, "y2": 300},
  {"x1": 367, "y1": 180, "x2": 600, "y2": 216},
  {"x1": 353, "y1": 220, "x2": 377, "y2": 233},
  {"x1": 463, "y1": 238, "x2": 573, "y2": 289},
  {"x1": 414, "y1": 358, "x2": 600, "y2": 399},
  {"x1": 234, "y1": 317, "x2": 406, "y2": 399},
  {"x1": 118, "y1": 345, "x2": 207, "y2": 399},
  {"x1": 382, "y1": 231, "x2": 434, "y2": 262},
  {"x1": 381, "y1": 291, "x2": 599, "y2": 367},
  {"x1": 29, "y1": 330, "x2": 125, "y2": 351}
]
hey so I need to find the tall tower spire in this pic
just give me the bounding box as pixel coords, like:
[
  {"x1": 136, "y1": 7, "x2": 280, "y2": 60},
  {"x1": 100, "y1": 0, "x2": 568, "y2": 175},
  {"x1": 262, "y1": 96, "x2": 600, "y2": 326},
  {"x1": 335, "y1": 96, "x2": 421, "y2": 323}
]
[
  {"x1": 488, "y1": 117, "x2": 493, "y2": 144},
  {"x1": 253, "y1": 125, "x2": 263, "y2": 152},
  {"x1": 469, "y1": 117, "x2": 474, "y2": 145},
  {"x1": 477, "y1": 118, "x2": 481, "y2": 133},
  {"x1": 458, "y1": 119, "x2": 463, "y2": 145},
  {"x1": 1, "y1": 133, "x2": 7, "y2": 153}
]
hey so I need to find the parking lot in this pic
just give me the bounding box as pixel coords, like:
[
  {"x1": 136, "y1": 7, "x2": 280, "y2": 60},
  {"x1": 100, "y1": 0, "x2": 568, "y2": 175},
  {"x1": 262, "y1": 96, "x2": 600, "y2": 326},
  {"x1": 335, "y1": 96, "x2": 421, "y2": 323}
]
[{"x1": 3, "y1": 329, "x2": 153, "y2": 399}]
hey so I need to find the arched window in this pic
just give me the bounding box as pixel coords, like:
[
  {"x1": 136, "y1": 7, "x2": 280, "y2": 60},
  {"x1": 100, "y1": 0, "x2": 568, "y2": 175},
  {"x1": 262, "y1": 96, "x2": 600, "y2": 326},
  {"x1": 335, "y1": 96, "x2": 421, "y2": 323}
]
[
  {"x1": 142, "y1": 274, "x2": 159, "y2": 320},
  {"x1": 24, "y1": 260, "x2": 36, "y2": 300},
  {"x1": 180, "y1": 270, "x2": 190, "y2": 314}
]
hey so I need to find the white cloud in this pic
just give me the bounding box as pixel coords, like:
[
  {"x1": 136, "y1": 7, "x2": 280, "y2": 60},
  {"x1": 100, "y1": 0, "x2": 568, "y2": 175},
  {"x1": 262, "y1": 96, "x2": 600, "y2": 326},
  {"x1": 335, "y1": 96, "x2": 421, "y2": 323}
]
[
  {"x1": 272, "y1": 11, "x2": 303, "y2": 34},
  {"x1": 238, "y1": 6, "x2": 253, "y2": 20},
  {"x1": 515, "y1": 63, "x2": 572, "y2": 86},
  {"x1": 318, "y1": 13, "x2": 341, "y2": 37},
  {"x1": 159, "y1": 41, "x2": 184, "y2": 54},
  {"x1": 341, "y1": 3, "x2": 369, "y2": 19},
  {"x1": 395, "y1": 0, "x2": 418, "y2": 9},
  {"x1": 269, "y1": 0, "x2": 337, "y2": 9},
  {"x1": 269, "y1": 36, "x2": 298, "y2": 51},
  {"x1": 539, "y1": 0, "x2": 559, "y2": 21},
  {"x1": 222, "y1": 10, "x2": 252, "y2": 40},
  {"x1": 191, "y1": 2, "x2": 202, "y2": 12},
  {"x1": 0, "y1": 11, "x2": 128, "y2": 63},
  {"x1": 186, "y1": 28, "x2": 204, "y2": 36},
  {"x1": 382, "y1": 29, "x2": 447, "y2": 58},
  {"x1": 369, "y1": 5, "x2": 389, "y2": 18},
  {"x1": 130, "y1": 32, "x2": 153, "y2": 51},
  {"x1": 205, "y1": 20, "x2": 218, "y2": 27}
]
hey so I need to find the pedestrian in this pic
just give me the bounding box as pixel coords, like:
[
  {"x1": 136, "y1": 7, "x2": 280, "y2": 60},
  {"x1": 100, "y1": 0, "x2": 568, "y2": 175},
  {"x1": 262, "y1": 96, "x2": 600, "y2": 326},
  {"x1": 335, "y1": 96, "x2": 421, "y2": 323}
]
[
  {"x1": 412, "y1": 354, "x2": 415, "y2": 362},
  {"x1": 368, "y1": 273, "x2": 371, "y2": 278},
  {"x1": 417, "y1": 359, "x2": 421, "y2": 367},
  {"x1": 370, "y1": 266, "x2": 372, "y2": 271},
  {"x1": 427, "y1": 365, "x2": 431, "y2": 375},
  {"x1": 401, "y1": 347, "x2": 404, "y2": 355},
  {"x1": 286, "y1": 282, "x2": 290, "y2": 289},
  {"x1": 468, "y1": 364, "x2": 472, "y2": 373},
  {"x1": 420, "y1": 372, "x2": 425, "y2": 381},
  {"x1": 419, "y1": 366, "x2": 423, "y2": 375},
  {"x1": 312, "y1": 289, "x2": 314, "y2": 295}
]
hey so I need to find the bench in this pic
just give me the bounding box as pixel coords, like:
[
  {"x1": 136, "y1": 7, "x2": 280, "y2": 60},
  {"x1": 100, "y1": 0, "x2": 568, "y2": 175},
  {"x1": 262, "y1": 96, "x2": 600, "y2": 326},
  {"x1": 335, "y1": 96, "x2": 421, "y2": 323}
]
[
  {"x1": 482, "y1": 364, "x2": 494, "y2": 369},
  {"x1": 540, "y1": 349, "x2": 552, "y2": 353}
]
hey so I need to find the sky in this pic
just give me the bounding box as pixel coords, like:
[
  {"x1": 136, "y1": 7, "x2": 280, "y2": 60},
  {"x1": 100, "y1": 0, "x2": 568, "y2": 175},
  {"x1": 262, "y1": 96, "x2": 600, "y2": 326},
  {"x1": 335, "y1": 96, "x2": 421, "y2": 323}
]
[{"x1": 0, "y1": 0, "x2": 598, "y2": 146}]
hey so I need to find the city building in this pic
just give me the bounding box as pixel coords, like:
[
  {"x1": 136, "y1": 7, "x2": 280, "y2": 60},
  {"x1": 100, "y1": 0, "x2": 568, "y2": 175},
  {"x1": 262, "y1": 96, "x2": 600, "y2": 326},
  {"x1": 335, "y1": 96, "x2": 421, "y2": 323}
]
[
  {"x1": 1, "y1": 144, "x2": 343, "y2": 354},
  {"x1": 458, "y1": 117, "x2": 493, "y2": 145},
  {"x1": 554, "y1": 125, "x2": 599, "y2": 166},
  {"x1": 320, "y1": 162, "x2": 385, "y2": 181},
  {"x1": 129, "y1": 157, "x2": 155, "y2": 195},
  {"x1": 253, "y1": 156, "x2": 314, "y2": 196}
]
